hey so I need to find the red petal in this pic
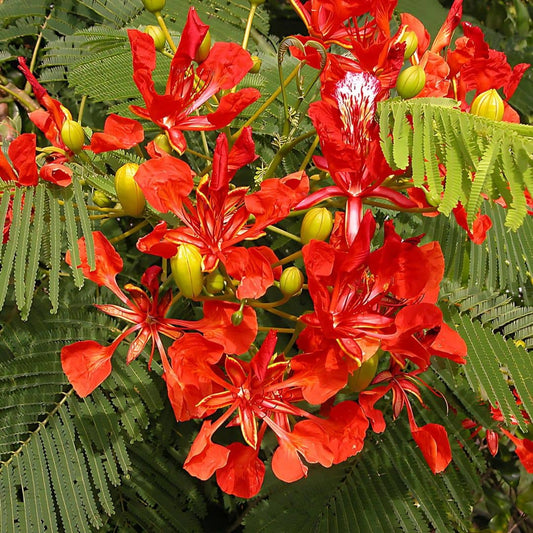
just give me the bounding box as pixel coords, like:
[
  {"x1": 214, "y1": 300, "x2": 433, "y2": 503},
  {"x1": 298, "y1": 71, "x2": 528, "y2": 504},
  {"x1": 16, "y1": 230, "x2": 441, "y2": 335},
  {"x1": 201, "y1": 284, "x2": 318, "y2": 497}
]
[
  {"x1": 197, "y1": 301, "x2": 257, "y2": 355},
  {"x1": 135, "y1": 156, "x2": 194, "y2": 213},
  {"x1": 39, "y1": 162, "x2": 72, "y2": 187},
  {"x1": 61, "y1": 340, "x2": 114, "y2": 397},
  {"x1": 271, "y1": 440, "x2": 308, "y2": 483},
  {"x1": 199, "y1": 43, "x2": 254, "y2": 90},
  {"x1": 89, "y1": 114, "x2": 144, "y2": 153},
  {"x1": 500, "y1": 429, "x2": 533, "y2": 473},
  {"x1": 184, "y1": 421, "x2": 230, "y2": 480},
  {"x1": 215, "y1": 443, "x2": 265, "y2": 498},
  {"x1": 225, "y1": 246, "x2": 278, "y2": 300},
  {"x1": 8, "y1": 134, "x2": 38, "y2": 186},
  {"x1": 66, "y1": 231, "x2": 124, "y2": 298},
  {"x1": 411, "y1": 423, "x2": 452, "y2": 474},
  {"x1": 207, "y1": 88, "x2": 261, "y2": 128}
]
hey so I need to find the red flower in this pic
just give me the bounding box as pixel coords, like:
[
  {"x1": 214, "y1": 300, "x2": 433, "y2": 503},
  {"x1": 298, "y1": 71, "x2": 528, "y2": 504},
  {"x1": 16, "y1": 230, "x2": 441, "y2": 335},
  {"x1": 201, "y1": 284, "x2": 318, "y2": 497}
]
[
  {"x1": 288, "y1": 0, "x2": 398, "y2": 49},
  {"x1": 297, "y1": 67, "x2": 414, "y2": 243},
  {"x1": 18, "y1": 58, "x2": 74, "y2": 186},
  {"x1": 127, "y1": 8, "x2": 260, "y2": 153},
  {"x1": 293, "y1": 212, "x2": 466, "y2": 403},
  {"x1": 135, "y1": 132, "x2": 308, "y2": 299},
  {"x1": 61, "y1": 232, "x2": 257, "y2": 396},
  {"x1": 359, "y1": 362, "x2": 452, "y2": 474},
  {"x1": 183, "y1": 331, "x2": 367, "y2": 497}
]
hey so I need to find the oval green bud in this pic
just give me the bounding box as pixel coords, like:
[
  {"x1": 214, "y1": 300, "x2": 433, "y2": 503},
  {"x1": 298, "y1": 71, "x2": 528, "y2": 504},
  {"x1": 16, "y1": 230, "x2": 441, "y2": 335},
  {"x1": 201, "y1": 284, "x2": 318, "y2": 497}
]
[
  {"x1": 194, "y1": 30, "x2": 211, "y2": 63},
  {"x1": 279, "y1": 266, "x2": 304, "y2": 297},
  {"x1": 142, "y1": 0, "x2": 166, "y2": 13},
  {"x1": 248, "y1": 0, "x2": 266, "y2": 5},
  {"x1": 470, "y1": 89, "x2": 504, "y2": 121},
  {"x1": 205, "y1": 270, "x2": 225, "y2": 294},
  {"x1": 145, "y1": 25, "x2": 166, "y2": 51},
  {"x1": 114, "y1": 163, "x2": 145, "y2": 217},
  {"x1": 92, "y1": 190, "x2": 114, "y2": 208},
  {"x1": 61, "y1": 119, "x2": 85, "y2": 154},
  {"x1": 399, "y1": 30, "x2": 418, "y2": 59},
  {"x1": 396, "y1": 65, "x2": 426, "y2": 99},
  {"x1": 300, "y1": 207, "x2": 333, "y2": 245},
  {"x1": 347, "y1": 350, "x2": 381, "y2": 393},
  {"x1": 171, "y1": 243, "x2": 204, "y2": 298},
  {"x1": 231, "y1": 310, "x2": 243, "y2": 326}
]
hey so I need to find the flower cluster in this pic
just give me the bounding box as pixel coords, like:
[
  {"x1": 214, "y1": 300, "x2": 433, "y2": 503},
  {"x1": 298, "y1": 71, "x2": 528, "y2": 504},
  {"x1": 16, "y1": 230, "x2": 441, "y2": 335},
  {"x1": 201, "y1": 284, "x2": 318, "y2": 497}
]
[{"x1": 6, "y1": 0, "x2": 531, "y2": 498}]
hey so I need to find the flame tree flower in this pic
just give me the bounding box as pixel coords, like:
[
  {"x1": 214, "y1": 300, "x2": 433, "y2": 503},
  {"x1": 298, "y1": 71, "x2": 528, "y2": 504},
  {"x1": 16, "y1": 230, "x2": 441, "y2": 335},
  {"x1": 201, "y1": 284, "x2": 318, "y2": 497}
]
[
  {"x1": 127, "y1": 7, "x2": 261, "y2": 153},
  {"x1": 61, "y1": 231, "x2": 257, "y2": 397}
]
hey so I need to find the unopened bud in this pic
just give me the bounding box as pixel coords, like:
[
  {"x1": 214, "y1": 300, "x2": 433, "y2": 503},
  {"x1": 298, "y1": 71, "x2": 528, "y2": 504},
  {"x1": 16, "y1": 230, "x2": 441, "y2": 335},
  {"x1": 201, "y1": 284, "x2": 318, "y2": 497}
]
[
  {"x1": 231, "y1": 310, "x2": 243, "y2": 326},
  {"x1": 396, "y1": 65, "x2": 426, "y2": 99},
  {"x1": 171, "y1": 243, "x2": 204, "y2": 298},
  {"x1": 347, "y1": 350, "x2": 381, "y2": 393},
  {"x1": 114, "y1": 163, "x2": 145, "y2": 217},
  {"x1": 248, "y1": 0, "x2": 266, "y2": 5},
  {"x1": 195, "y1": 31, "x2": 211, "y2": 63},
  {"x1": 470, "y1": 89, "x2": 504, "y2": 122},
  {"x1": 142, "y1": 0, "x2": 166, "y2": 13},
  {"x1": 61, "y1": 119, "x2": 85, "y2": 154},
  {"x1": 153, "y1": 133, "x2": 173, "y2": 154},
  {"x1": 399, "y1": 30, "x2": 418, "y2": 59},
  {"x1": 205, "y1": 270, "x2": 225, "y2": 294},
  {"x1": 145, "y1": 25, "x2": 166, "y2": 51},
  {"x1": 300, "y1": 207, "x2": 333, "y2": 244},
  {"x1": 249, "y1": 56, "x2": 262, "y2": 74},
  {"x1": 92, "y1": 190, "x2": 114, "y2": 208},
  {"x1": 279, "y1": 267, "x2": 304, "y2": 297}
]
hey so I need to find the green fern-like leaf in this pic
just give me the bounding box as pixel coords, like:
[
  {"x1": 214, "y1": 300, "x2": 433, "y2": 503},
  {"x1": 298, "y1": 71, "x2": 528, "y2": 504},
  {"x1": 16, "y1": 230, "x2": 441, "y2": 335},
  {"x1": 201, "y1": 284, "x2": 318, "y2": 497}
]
[
  {"x1": 0, "y1": 284, "x2": 165, "y2": 531},
  {"x1": 378, "y1": 98, "x2": 533, "y2": 230}
]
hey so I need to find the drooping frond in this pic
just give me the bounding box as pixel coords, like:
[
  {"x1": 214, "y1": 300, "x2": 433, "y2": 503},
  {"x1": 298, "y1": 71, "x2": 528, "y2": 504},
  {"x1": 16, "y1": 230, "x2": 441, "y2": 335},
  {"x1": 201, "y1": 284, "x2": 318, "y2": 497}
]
[{"x1": 378, "y1": 98, "x2": 533, "y2": 230}]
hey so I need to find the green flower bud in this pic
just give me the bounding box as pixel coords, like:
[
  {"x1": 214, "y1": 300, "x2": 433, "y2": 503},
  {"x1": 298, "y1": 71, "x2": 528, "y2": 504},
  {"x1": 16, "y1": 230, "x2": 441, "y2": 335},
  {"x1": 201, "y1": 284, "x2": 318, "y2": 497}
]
[
  {"x1": 279, "y1": 266, "x2": 304, "y2": 297},
  {"x1": 300, "y1": 207, "x2": 333, "y2": 245},
  {"x1": 396, "y1": 65, "x2": 426, "y2": 99},
  {"x1": 92, "y1": 190, "x2": 114, "y2": 208},
  {"x1": 61, "y1": 119, "x2": 85, "y2": 154},
  {"x1": 194, "y1": 31, "x2": 211, "y2": 63},
  {"x1": 399, "y1": 30, "x2": 418, "y2": 59},
  {"x1": 205, "y1": 270, "x2": 225, "y2": 294},
  {"x1": 470, "y1": 89, "x2": 504, "y2": 121},
  {"x1": 144, "y1": 25, "x2": 166, "y2": 51},
  {"x1": 231, "y1": 310, "x2": 243, "y2": 326},
  {"x1": 347, "y1": 350, "x2": 381, "y2": 393},
  {"x1": 248, "y1": 0, "x2": 266, "y2": 5},
  {"x1": 153, "y1": 133, "x2": 173, "y2": 154},
  {"x1": 114, "y1": 163, "x2": 145, "y2": 217},
  {"x1": 171, "y1": 243, "x2": 204, "y2": 298},
  {"x1": 249, "y1": 56, "x2": 262, "y2": 74},
  {"x1": 142, "y1": 0, "x2": 166, "y2": 13}
]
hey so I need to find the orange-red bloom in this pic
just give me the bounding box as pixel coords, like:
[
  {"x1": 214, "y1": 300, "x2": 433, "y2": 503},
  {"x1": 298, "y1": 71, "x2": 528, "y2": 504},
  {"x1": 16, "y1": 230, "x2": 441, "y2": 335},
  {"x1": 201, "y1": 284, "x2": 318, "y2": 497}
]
[
  {"x1": 183, "y1": 331, "x2": 368, "y2": 497},
  {"x1": 135, "y1": 132, "x2": 308, "y2": 299},
  {"x1": 127, "y1": 8, "x2": 260, "y2": 153},
  {"x1": 61, "y1": 232, "x2": 258, "y2": 396}
]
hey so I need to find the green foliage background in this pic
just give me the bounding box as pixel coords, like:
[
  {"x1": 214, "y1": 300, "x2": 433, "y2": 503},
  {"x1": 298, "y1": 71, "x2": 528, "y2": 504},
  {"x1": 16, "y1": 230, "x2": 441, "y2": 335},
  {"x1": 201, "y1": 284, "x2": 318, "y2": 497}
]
[{"x1": 0, "y1": 0, "x2": 532, "y2": 531}]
